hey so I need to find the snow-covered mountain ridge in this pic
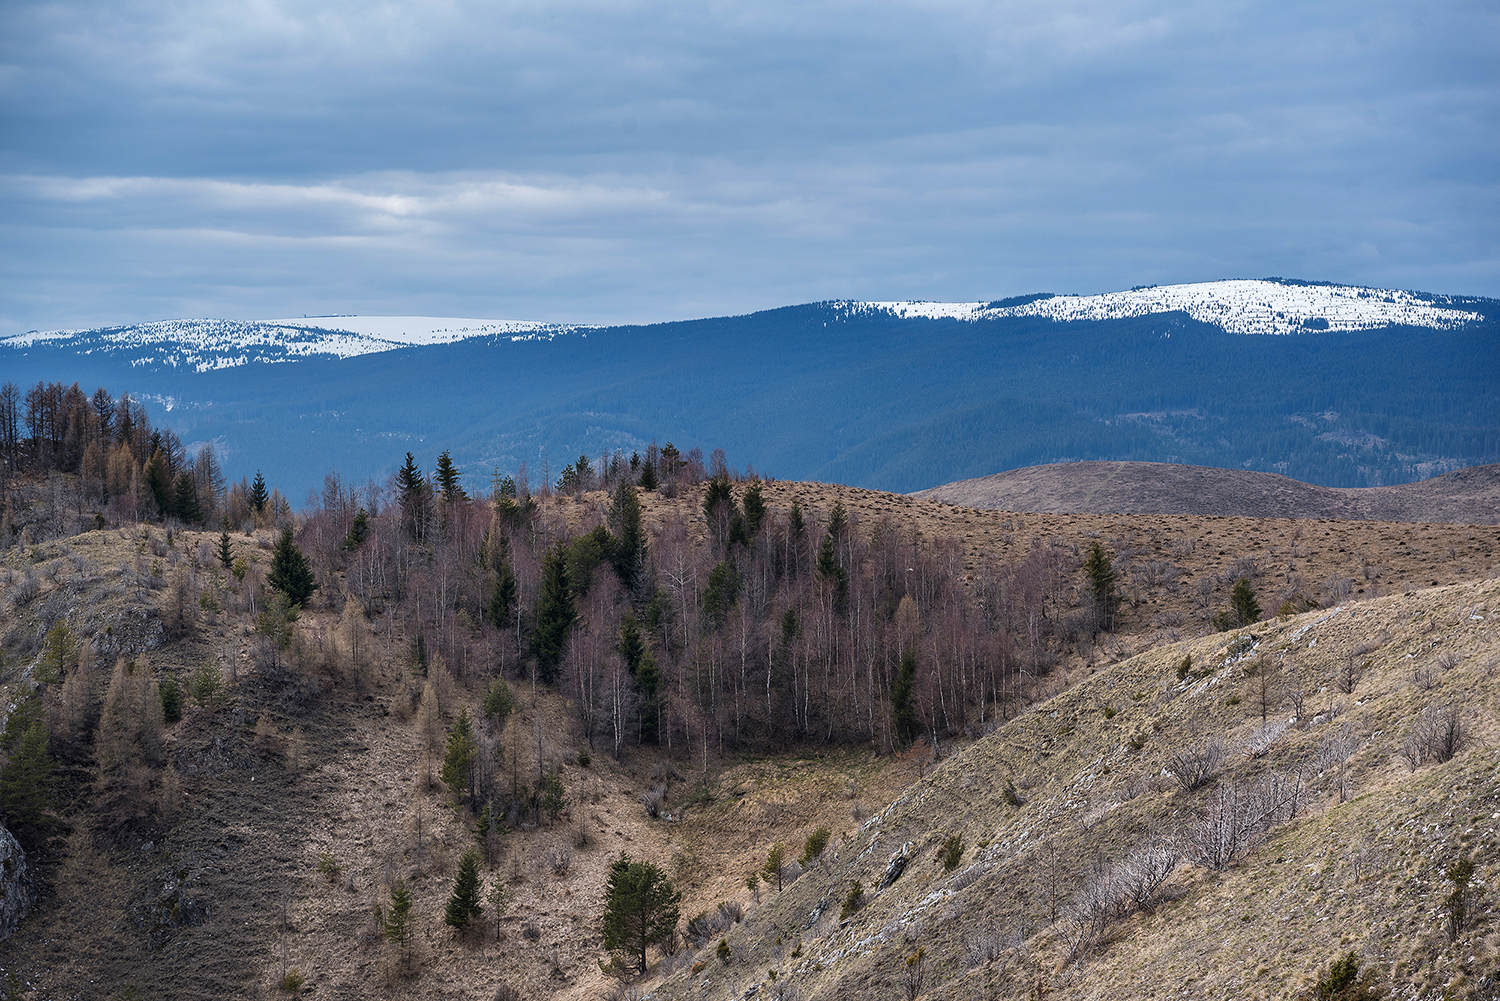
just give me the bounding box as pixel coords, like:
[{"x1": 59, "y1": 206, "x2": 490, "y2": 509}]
[
  {"x1": 858, "y1": 278, "x2": 1489, "y2": 335},
  {"x1": 3, "y1": 280, "x2": 1490, "y2": 372},
  {"x1": 1, "y1": 316, "x2": 595, "y2": 372}
]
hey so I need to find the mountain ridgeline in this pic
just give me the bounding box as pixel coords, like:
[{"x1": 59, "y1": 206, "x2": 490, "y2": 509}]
[{"x1": 2, "y1": 280, "x2": 1498, "y2": 500}]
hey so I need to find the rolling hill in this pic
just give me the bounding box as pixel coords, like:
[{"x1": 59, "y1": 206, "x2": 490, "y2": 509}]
[{"x1": 914, "y1": 461, "x2": 1500, "y2": 525}]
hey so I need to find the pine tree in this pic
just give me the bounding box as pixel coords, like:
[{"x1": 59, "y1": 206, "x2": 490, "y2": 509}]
[
  {"x1": 249, "y1": 470, "x2": 269, "y2": 514},
  {"x1": 397, "y1": 452, "x2": 430, "y2": 542},
  {"x1": 487, "y1": 559, "x2": 518, "y2": 630},
  {"x1": 0, "y1": 721, "x2": 55, "y2": 846},
  {"x1": 532, "y1": 543, "x2": 574, "y2": 683},
  {"x1": 608, "y1": 481, "x2": 647, "y2": 597},
  {"x1": 267, "y1": 527, "x2": 318, "y2": 607},
  {"x1": 444, "y1": 849, "x2": 484, "y2": 934},
  {"x1": 601, "y1": 853, "x2": 682, "y2": 974}
]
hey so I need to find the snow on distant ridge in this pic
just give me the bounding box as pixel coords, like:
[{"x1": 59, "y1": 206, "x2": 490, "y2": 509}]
[
  {"x1": 858, "y1": 279, "x2": 1485, "y2": 335},
  {"x1": 2, "y1": 315, "x2": 595, "y2": 372}
]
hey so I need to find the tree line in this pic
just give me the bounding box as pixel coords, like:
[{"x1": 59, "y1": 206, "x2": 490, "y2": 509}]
[{"x1": 0, "y1": 379, "x2": 291, "y2": 537}]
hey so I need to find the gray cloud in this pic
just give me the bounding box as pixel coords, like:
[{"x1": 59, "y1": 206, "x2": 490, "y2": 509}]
[{"x1": 1, "y1": 0, "x2": 1496, "y2": 334}]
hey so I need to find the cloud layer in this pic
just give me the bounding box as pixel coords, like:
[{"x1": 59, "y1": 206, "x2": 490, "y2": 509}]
[{"x1": 3, "y1": 0, "x2": 1497, "y2": 332}]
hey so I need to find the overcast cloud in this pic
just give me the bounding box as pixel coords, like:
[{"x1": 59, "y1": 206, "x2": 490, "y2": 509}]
[{"x1": 2, "y1": 0, "x2": 1496, "y2": 334}]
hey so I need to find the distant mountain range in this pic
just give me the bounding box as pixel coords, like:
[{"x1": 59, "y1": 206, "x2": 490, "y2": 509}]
[{"x1": 3, "y1": 279, "x2": 1497, "y2": 501}]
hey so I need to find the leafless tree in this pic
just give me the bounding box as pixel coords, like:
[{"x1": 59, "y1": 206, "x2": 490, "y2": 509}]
[{"x1": 1167, "y1": 737, "x2": 1227, "y2": 792}]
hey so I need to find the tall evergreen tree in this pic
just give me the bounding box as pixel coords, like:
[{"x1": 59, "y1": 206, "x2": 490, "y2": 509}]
[
  {"x1": 532, "y1": 543, "x2": 574, "y2": 683},
  {"x1": 0, "y1": 720, "x2": 55, "y2": 847},
  {"x1": 249, "y1": 470, "x2": 269, "y2": 514},
  {"x1": 441, "y1": 709, "x2": 478, "y2": 803},
  {"x1": 892, "y1": 648, "x2": 921, "y2": 746},
  {"x1": 172, "y1": 470, "x2": 202, "y2": 525},
  {"x1": 144, "y1": 450, "x2": 173, "y2": 519},
  {"x1": 1082, "y1": 542, "x2": 1121, "y2": 634},
  {"x1": 383, "y1": 879, "x2": 414, "y2": 953},
  {"x1": 434, "y1": 449, "x2": 466, "y2": 503},
  {"x1": 609, "y1": 480, "x2": 647, "y2": 597},
  {"x1": 268, "y1": 527, "x2": 318, "y2": 607},
  {"x1": 216, "y1": 529, "x2": 234, "y2": 570},
  {"x1": 487, "y1": 558, "x2": 518, "y2": 631},
  {"x1": 444, "y1": 849, "x2": 484, "y2": 934},
  {"x1": 741, "y1": 479, "x2": 767, "y2": 538},
  {"x1": 397, "y1": 452, "x2": 430, "y2": 542},
  {"x1": 1231, "y1": 577, "x2": 1262, "y2": 626}
]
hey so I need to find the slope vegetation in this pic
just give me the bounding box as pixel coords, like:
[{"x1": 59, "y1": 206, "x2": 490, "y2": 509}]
[
  {"x1": 655, "y1": 578, "x2": 1500, "y2": 1001},
  {"x1": 915, "y1": 461, "x2": 1500, "y2": 525}
]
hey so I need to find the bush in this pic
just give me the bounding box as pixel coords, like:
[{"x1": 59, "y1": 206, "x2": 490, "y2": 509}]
[
  {"x1": 938, "y1": 834, "x2": 964, "y2": 872},
  {"x1": 1167, "y1": 737, "x2": 1226, "y2": 791},
  {"x1": 799, "y1": 827, "x2": 831, "y2": 866},
  {"x1": 716, "y1": 938, "x2": 731, "y2": 964},
  {"x1": 189, "y1": 660, "x2": 225, "y2": 708},
  {"x1": 1401, "y1": 705, "x2": 1465, "y2": 770},
  {"x1": 280, "y1": 968, "x2": 305, "y2": 991},
  {"x1": 159, "y1": 675, "x2": 184, "y2": 723},
  {"x1": 1313, "y1": 950, "x2": 1379, "y2": 1000},
  {"x1": 839, "y1": 880, "x2": 865, "y2": 920},
  {"x1": 482, "y1": 678, "x2": 514, "y2": 722}
]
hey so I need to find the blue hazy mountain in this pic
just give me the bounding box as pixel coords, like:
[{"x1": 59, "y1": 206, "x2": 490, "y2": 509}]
[{"x1": 3, "y1": 280, "x2": 1497, "y2": 500}]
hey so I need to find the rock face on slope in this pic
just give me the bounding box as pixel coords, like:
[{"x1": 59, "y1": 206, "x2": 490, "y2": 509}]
[{"x1": 0, "y1": 825, "x2": 37, "y2": 941}]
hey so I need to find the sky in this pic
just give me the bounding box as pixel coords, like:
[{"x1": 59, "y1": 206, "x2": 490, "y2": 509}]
[{"x1": 2, "y1": 0, "x2": 1496, "y2": 335}]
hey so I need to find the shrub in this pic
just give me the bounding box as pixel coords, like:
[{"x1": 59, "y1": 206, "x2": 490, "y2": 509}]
[
  {"x1": 1400, "y1": 705, "x2": 1465, "y2": 770},
  {"x1": 1167, "y1": 737, "x2": 1226, "y2": 791},
  {"x1": 799, "y1": 827, "x2": 831, "y2": 867},
  {"x1": 159, "y1": 675, "x2": 184, "y2": 723},
  {"x1": 316, "y1": 851, "x2": 340, "y2": 884},
  {"x1": 716, "y1": 938, "x2": 731, "y2": 964},
  {"x1": 938, "y1": 834, "x2": 964, "y2": 872},
  {"x1": 189, "y1": 660, "x2": 224, "y2": 708},
  {"x1": 280, "y1": 968, "x2": 305, "y2": 991},
  {"x1": 1445, "y1": 856, "x2": 1475, "y2": 942},
  {"x1": 1314, "y1": 950, "x2": 1379, "y2": 1000},
  {"x1": 839, "y1": 880, "x2": 865, "y2": 920},
  {"x1": 640, "y1": 784, "x2": 666, "y2": 819}
]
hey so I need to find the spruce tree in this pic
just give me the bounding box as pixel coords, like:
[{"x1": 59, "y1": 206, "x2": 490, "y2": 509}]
[
  {"x1": 892, "y1": 648, "x2": 921, "y2": 746},
  {"x1": 444, "y1": 849, "x2": 484, "y2": 934},
  {"x1": 441, "y1": 709, "x2": 477, "y2": 803},
  {"x1": 172, "y1": 471, "x2": 202, "y2": 525},
  {"x1": 268, "y1": 527, "x2": 318, "y2": 607},
  {"x1": 742, "y1": 479, "x2": 766, "y2": 538},
  {"x1": 216, "y1": 529, "x2": 234, "y2": 569},
  {"x1": 1231, "y1": 577, "x2": 1262, "y2": 626},
  {"x1": 1082, "y1": 541, "x2": 1121, "y2": 634},
  {"x1": 341, "y1": 508, "x2": 369, "y2": 551},
  {"x1": 532, "y1": 543, "x2": 574, "y2": 683},
  {"x1": 249, "y1": 470, "x2": 269, "y2": 514},
  {"x1": 434, "y1": 449, "x2": 466, "y2": 503},
  {"x1": 383, "y1": 879, "x2": 414, "y2": 953},
  {"x1": 144, "y1": 450, "x2": 173, "y2": 519},
  {"x1": 0, "y1": 721, "x2": 55, "y2": 847},
  {"x1": 397, "y1": 453, "x2": 430, "y2": 541},
  {"x1": 487, "y1": 559, "x2": 518, "y2": 631},
  {"x1": 637, "y1": 455, "x2": 658, "y2": 491},
  {"x1": 608, "y1": 481, "x2": 647, "y2": 597}
]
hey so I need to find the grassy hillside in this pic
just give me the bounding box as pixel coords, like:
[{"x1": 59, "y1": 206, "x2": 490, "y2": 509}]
[
  {"x1": 0, "y1": 478, "x2": 1495, "y2": 1000},
  {"x1": 655, "y1": 580, "x2": 1500, "y2": 1001}
]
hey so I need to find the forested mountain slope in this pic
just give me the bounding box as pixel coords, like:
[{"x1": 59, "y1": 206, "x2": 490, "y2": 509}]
[{"x1": 4, "y1": 279, "x2": 1498, "y2": 499}]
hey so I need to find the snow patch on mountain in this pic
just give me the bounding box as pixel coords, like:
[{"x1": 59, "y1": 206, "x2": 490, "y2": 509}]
[
  {"x1": 2, "y1": 316, "x2": 595, "y2": 372},
  {"x1": 859, "y1": 279, "x2": 1486, "y2": 335}
]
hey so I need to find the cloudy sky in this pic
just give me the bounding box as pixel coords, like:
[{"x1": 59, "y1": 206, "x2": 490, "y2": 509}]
[{"x1": 2, "y1": 0, "x2": 1495, "y2": 334}]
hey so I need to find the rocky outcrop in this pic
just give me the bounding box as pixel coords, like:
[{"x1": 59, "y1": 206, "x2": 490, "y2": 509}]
[{"x1": 0, "y1": 825, "x2": 38, "y2": 941}]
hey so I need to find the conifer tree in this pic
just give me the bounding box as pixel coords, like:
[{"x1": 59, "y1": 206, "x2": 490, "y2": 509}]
[
  {"x1": 892, "y1": 648, "x2": 921, "y2": 746},
  {"x1": 434, "y1": 449, "x2": 466, "y2": 503},
  {"x1": 487, "y1": 559, "x2": 518, "y2": 631},
  {"x1": 1082, "y1": 541, "x2": 1121, "y2": 634},
  {"x1": 383, "y1": 879, "x2": 414, "y2": 953},
  {"x1": 532, "y1": 543, "x2": 574, "y2": 683},
  {"x1": 444, "y1": 849, "x2": 484, "y2": 934},
  {"x1": 1231, "y1": 577, "x2": 1262, "y2": 627},
  {"x1": 268, "y1": 527, "x2": 318, "y2": 607},
  {"x1": 602, "y1": 853, "x2": 682, "y2": 974},
  {"x1": 216, "y1": 529, "x2": 234, "y2": 569},
  {"x1": 742, "y1": 479, "x2": 767, "y2": 538},
  {"x1": 637, "y1": 454, "x2": 658, "y2": 491},
  {"x1": 397, "y1": 452, "x2": 430, "y2": 541},
  {"x1": 249, "y1": 470, "x2": 269, "y2": 514},
  {"x1": 341, "y1": 508, "x2": 369, "y2": 551},
  {"x1": 0, "y1": 721, "x2": 55, "y2": 846},
  {"x1": 441, "y1": 709, "x2": 478, "y2": 803},
  {"x1": 609, "y1": 481, "x2": 647, "y2": 597},
  {"x1": 172, "y1": 470, "x2": 202, "y2": 525},
  {"x1": 144, "y1": 450, "x2": 173, "y2": 519}
]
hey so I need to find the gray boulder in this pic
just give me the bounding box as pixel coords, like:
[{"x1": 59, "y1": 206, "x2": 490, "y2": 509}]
[{"x1": 0, "y1": 825, "x2": 37, "y2": 941}]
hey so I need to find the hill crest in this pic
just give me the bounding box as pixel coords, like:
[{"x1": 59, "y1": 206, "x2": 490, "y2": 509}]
[{"x1": 914, "y1": 461, "x2": 1500, "y2": 525}]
